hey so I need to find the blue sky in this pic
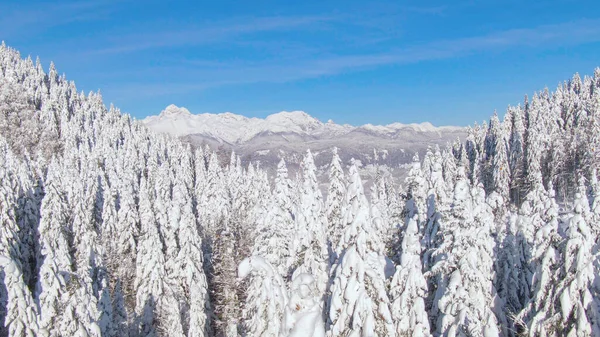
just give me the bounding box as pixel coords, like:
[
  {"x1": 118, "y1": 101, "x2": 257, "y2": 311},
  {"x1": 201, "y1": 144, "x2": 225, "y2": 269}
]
[{"x1": 2, "y1": 0, "x2": 600, "y2": 126}]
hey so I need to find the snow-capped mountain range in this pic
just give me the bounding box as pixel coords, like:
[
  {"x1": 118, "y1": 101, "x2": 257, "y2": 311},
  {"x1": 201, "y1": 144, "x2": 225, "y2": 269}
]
[
  {"x1": 144, "y1": 104, "x2": 463, "y2": 144},
  {"x1": 143, "y1": 104, "x2": 466, "y2": 182}
]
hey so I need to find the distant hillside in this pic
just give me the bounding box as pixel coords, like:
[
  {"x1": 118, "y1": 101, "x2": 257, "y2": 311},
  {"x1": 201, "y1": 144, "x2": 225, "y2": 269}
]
[{"x1": 143, "y1": 105, "x2": 466, "y2": 182}]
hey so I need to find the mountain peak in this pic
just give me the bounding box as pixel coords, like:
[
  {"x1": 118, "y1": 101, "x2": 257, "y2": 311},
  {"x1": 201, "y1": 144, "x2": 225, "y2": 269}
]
[
  {"x1": 160, "y1": 104, "x2": 192, "y2": 117},
  {"x1": 265, "y1": 110, "x2": 322, "y2": 130},
  {"x1": 218, "y1": 111, "x2": 249, "y2": 121},
  {"x1": 267, "y1": 110, "x2": 315, "y2": 120}
]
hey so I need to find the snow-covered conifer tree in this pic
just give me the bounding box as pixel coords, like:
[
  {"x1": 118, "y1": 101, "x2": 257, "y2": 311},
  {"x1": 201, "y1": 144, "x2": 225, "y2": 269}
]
[
  {"x1": 482, "y1": 112, "x2": 502, "y2": 193},
  {"x1": 193, "y1": 147, "x2": 206, "y2": 209},
  {"x1": 114, "y1": 170, "x2": 139, "y2": 308},
  {"x1": 291, "y1": 150, "x2": 329, "y2": 296},
  {"x1": 0, "y1": 142, "x2": 24, "y2": 326},
  {"x1": 442, "y1": 149, "x2": 458, "y2": 190},
  {"x1": 430, "y1": 168, "x2": 502, "y2": 336},
  {"x1": 174, "y1": 178, "x2": 210, "y2": 337},
  {"x1": 239, "y1": 256, "x2": 287, "y2": 337},
  {"x1": 590, "y1": 170, "x2": 600, "y2": 235},
  {"x1": 547, "y1": 187, "x2": 598, "y2": 335},
  {"x1": 515, "y1": 182, "x2": 562, "y2": 336},
  {"x1": 200, "y1": 151, "x2": 229, "y2": 239},
  {"x1": 491, "y1": 129, "x2": 510, "y2": 205},
  {"x1": 155, "y1": 163, "x2": 177, "y2": 264},
  {"x1": 101, "y1": 185, "x2": 119, "y2": 257},
  {"x1": 511, "y1": 172, "x2": 549, "y2": 319},
  {"x1": 134, "y1": 177, "x2": 166, "y2": 337},
  {"x1": 370, "y1": 167, "x2": 393, "y2": 256},
  {"x1": 211, "y1": 219, "x2": 240, "y2": 337},
  {"x1": 36, "y1": 160, "x2": 74, "y2": 335},
  {"x1": 64, "y1": 169, "x2": 106, "y2": 337},
  {"x1": 385, "y1": 179, "x2": 403, "y2": 234},
  {"x1": 327, "y1": 162, "x2": 394, "y2": 337},
  {"x1": 422, "y1": 148, "x2": 450, "y2": 271},
  {"x1": 283, "y1": 273, "x2": 326, "y2": 337},
  {"x1": 404, "y1": 153, "x2": 427, "y2": 224},
  {"x1": 253, "y1": 158, "x2": 294, "y2": 279},
  {"x1": 0, "y1": 256, "x2": 39, "y2": 337},
  {"x1": 508, "y1": 105, "x2": 525, "y2": 205},
  {"x1": 389, "y1": 216, "x2": 430, "y2": 337},
  {"x1": 325, "y1": 147, "x2": 346, "y2": 264}
]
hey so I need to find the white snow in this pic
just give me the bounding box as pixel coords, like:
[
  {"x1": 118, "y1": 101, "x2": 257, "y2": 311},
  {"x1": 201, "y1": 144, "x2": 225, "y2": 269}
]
[
  {"x1": 143, "y1": 104, "x2": 463, "y2": 144},
  {"x1": 4, "y1": 42, "x2": 600, "y2": 337},
  {"x1": 256, "y1": 149, "x2": 271, "y2": 156}
]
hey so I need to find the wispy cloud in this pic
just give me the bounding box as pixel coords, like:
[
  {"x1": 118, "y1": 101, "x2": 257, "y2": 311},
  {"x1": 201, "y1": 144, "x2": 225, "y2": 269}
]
[
  {"x1": 105, "y1": 82, "x2": 215, "y2": 98},
  {"x1": 0, "y1": 0, "x2": 116, "y2": 39},
  {"x1": 88, "y1": 15, "x2": 334, "y2": 55},
  {"x1": 104, "y1": 18, "x2": 600, "y2": 97},
  {"x1": 270, "y1": 18, "x2": 600, "y2": 78}
]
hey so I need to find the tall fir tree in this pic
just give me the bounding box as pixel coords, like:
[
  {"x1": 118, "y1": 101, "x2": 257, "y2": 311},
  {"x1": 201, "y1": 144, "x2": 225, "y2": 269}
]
[
  {"x1": 325, "y1": 147, "x2": 346, "y2": 265},
  {"x1": 389, "y1": 216, "x2": 430, "y2": 337},
  {"x1": 291, "y1": 150, "x2": 329, "y2": 298},
  {"x1": 327, "y1": 162, "x2": 394, "y2": 337}
]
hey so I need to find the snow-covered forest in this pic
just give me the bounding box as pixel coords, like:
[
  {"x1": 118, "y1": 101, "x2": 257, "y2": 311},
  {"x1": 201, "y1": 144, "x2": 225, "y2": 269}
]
[{"x1": 1, "y1": 42, "x2": 600, "y2": 337}]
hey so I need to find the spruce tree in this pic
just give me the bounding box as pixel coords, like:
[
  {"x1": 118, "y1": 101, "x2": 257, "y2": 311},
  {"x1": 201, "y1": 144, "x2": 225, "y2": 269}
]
[
  {"x1": 325, "y1": 147, "x2": 346, "y2": 265},
  {"x1": 327, "y1": 162, "x2": 394, "y2": 337},
  {"x1": 430, "y1": 168, "x2": 502, "y2": 336},
  {"x1": 291, "y1": 150, "x2": 329, "y2": 297},
  {"x1": 389, "y1": 216, "x2": 430, "y2": 336}
]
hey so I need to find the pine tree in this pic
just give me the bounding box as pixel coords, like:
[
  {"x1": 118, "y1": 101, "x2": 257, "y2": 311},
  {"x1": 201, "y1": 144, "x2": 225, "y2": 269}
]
[
  {"x1": 0, "y1": 142, "x2": 28, "y2": 336},
  {"x1": 495, "y1": 218, "x2": 522, "y2": 336},
  {"x1": 283, "y1": 273, "x2": 326, "y2": 336},
  {"x1": 512, "y1": 172, "x2": 549, "y2": 322},
  {"x1": 64, "y1": 170, "x2": 106, "y2": 337},
  {"x1": 174, "y1": 179, "x2": 209, "y2": 337},
  {"x1": 212, "y1": 219, "x2": 240, "y2": 337},
  {"x1": 114, "y1": 171, "x2": 139, "y2": 311},
  {"x1": 422, "y1": 148, "x2": 451, "y2": 272},
  {"x1": 155, "y1": 163, "x2": 176, "y2": 265},
  {"x1": 553, "y1": 186, "x2": 598, "y2": 335},
  {"x1": 0, "y1": 256, "x2": 39, "y2": 337},
  {"x1": 590, "y1": 170, "x2": 600, "y2": 235},
  {"x1": 239, "y1": 256, "x2": 288, "y2": 337},
  {"x1": 253, "y1": 158, "x2": 294, "y2": 279},
  {"x1": 389, "y1": 216, "x2": 430, "y2": 337},
  {"x1": 101, "y1": 185, "x2": 119, "y2": 242},
  {"x1": 430, "y1": 168, "x2": 502, "y2": 336},
  {"x1": 404, "y1": 153, "x2": 427, "y2": 224},
  {"x1": 515, "y1": 182, "x2": 561, "y2": 336},
  {"x1": 134, "y1": 177, "x2": 166, "y2": 337},
  {"x1": 58, "y1": 282, "x2": 102, "y2": 337},
  {"x1": 370, "y1": 167, "x2": 393, "y2": 258},
  {"x1": 491, "y1": 128, "x2": 510, "y2": 206},
  {"x1": 508, "y1": 105, "x2": 525, "y2": 205},
  {"x1": 36, "y1": 160, "x2": 73, "y2": 336},
  {"x1": 158, "y1": 178, "x2": 190, "y2": 337},
  {"x1": 325, "y1": 147, "x2": 346, "y2": 265},
  {"x1": 327, "y1": 162, "x2": 394, "y2": 337},
  {"x1": 200, "y1": 151, "x2": 229, "y2": 239},
  {"x1": 291, "y1": 150, "x2": 329, "y2": 297},
  {"x1": 523, "y1": 95, "x2": 545, "y2": 197}
]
